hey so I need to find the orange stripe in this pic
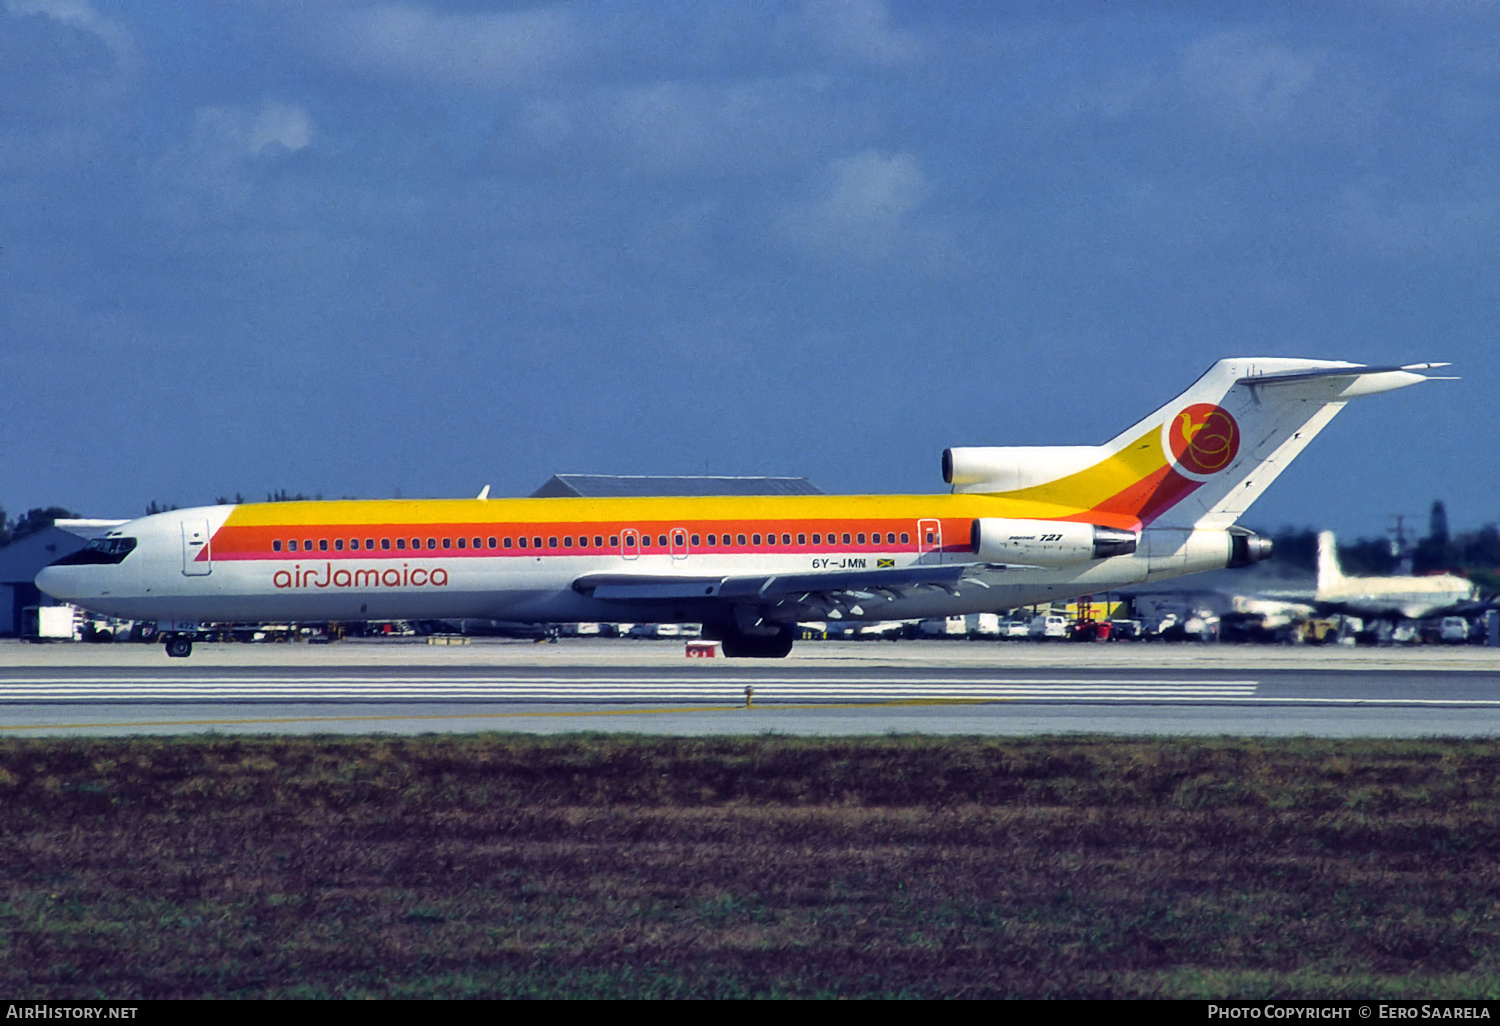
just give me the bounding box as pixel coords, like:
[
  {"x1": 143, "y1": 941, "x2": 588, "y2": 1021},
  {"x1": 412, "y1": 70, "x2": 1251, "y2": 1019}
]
[{"x1": 209, "y1": 517, "x2": 975, "y2": 561}]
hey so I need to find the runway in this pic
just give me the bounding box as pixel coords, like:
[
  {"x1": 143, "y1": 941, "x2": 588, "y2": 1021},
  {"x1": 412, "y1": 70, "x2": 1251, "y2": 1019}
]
[{"x1": 2, "y1": 638, "x2": 1499, "y2": 736}]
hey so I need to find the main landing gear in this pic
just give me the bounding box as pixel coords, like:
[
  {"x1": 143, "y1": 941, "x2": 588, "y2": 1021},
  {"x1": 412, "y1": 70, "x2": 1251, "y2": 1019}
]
[
  {"x1": 715, "y1": 624, "x2": 795, "y2": 659},
  {"x1": 163, "y1": 634, "x2": 194, "y2": 658}
]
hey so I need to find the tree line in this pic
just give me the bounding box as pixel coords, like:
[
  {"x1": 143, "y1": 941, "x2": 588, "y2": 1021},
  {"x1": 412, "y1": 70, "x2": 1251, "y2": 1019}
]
[{"x1": 0, "y1": 492, "x2": 325, "y2": 547}]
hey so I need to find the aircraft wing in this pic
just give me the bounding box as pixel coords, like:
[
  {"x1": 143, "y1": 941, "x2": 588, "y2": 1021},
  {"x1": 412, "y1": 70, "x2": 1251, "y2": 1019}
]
[{"x1": 572, "y1": 563, "x2": 1011, "y2": 620}]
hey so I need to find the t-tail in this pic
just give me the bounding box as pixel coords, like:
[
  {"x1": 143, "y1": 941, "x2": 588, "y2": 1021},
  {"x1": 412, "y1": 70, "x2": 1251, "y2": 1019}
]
[{"x1": 946, "y1": 359, "x2": 1450, "y2": 532}]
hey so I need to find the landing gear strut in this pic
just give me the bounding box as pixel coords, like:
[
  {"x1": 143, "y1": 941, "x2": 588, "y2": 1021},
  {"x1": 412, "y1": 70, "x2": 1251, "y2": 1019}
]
[{"x1": 164, "y1": 635, "x2": 194, "y2": 658}]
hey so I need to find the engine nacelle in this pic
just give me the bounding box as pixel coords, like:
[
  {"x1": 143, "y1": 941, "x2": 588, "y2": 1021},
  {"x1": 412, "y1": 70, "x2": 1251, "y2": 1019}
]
[
  {"x1": 1139, "y1": 527, "x2": 1273, "y2": 578},
  {"x1": 1228, "y1": 526, "x2": 1274, "y2": 568},
  {"x1": 970, "y1": 518, "x2": 1138, "y2": 567},
  {"x1": 944, "y1": 446, "x2": 1106, "y2": 494}
]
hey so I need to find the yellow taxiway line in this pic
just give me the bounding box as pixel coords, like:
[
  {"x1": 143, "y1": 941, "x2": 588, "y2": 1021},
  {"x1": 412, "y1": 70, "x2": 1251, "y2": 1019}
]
[{"x1": 0, "y1": 698, "x2": 1002, "y2": 732}]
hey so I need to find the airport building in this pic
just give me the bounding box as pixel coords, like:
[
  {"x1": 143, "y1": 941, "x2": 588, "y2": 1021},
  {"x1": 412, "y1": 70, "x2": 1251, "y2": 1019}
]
[
  {"x1": 0, "y1": 519, "x2": 124, "y2": 635},
  {"x1": 530, "y1": 475, "x2": 823, "y2": 498}
]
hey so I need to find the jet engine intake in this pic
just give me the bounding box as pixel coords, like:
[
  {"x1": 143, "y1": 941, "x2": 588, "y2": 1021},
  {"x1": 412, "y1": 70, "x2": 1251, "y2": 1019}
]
[{"x1": 970, "y1": 518, "x2": 1137, "y2": 567}]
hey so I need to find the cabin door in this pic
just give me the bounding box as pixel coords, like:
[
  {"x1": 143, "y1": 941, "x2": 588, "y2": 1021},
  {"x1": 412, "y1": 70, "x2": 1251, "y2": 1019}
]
[
  {"x1": 181, "y1": 519, "x2": 212, "y2": 576},
  {"x1": 917, "y1": 519, "x2": 942, "y2": 563}
]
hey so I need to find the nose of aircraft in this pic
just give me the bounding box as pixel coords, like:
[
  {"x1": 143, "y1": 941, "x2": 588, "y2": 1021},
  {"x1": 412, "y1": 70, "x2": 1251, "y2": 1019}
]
[
  {"x1": 35, "y1": 533, "x2": 142, "y2": 604},
  {"x1": 34, "y1": 561, "x2": 83, "y2": 603}
]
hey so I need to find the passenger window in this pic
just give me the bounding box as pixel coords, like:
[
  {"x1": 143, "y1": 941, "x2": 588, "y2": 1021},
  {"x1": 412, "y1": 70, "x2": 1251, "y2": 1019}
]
[
  {"x1": 578, "y1": 536, "x2": 587, "y2": 548},
  {"x1": 812, "y1": 534, "x2": 820, "y2": 545},
  {"x1": 273, "y1": 540, "x2": 283, "y2": 552},
  {"x1": 563, "y1": 536, "x2": 573, "y2": 547},
  {"x1": 737, "y1": 534, "x2": 746, "y2": 546},
  {"x1": 594, "y1": 536, "x2": 603, "y2": 547},
  {"x1": 381, "y1": 538, "x2": 391, "y2": 550},
  {"x1": 519, "y1": 537, "x2": 527, "y2": 549},
  {"x1": 798, "y1": 534, "x2": 806, "y2": 545},
  {"x1": 305, "y1": 539, "x2": 314, "y2": 551},
  {"x1": 673, "y1": 534, "x2": 684, "y2": 547},
  {"x1": 610, "y1": 536, "x2": 619, "y2": 547},
  {"x1": 473, "y1": 537, "x2": 481, "y2": 548},
  {"x1": 488, "y1": 537, "x2": 497, "y2": 548},
  {"x1": 457, "y1": 538, "x2": 465, "y2": 549},
  {"x1": 367, "y1": 538, "x2": 375, "y2": 549},
  {"x1": 782, "y1": 533, "x2": 790, "y2": 545},
  {"x1": 752, "y1": 534, "x2": 762, "y2": 545},
  {"x1": 397, "y1": 539, "x2": 406, "y2": 550},
  {"x1": 335, "y1": 539, "x2": 344, "y2": 551},
  {"x1": 504, "y1": 538, "x2": 512, "y2": 548},
  {"x1": 427, "y1": 538, "x2": 437, "y2": 550},
  {"x1": 349, "y1": 539, "x2": 359, "y2": 550},
  {"x1": 658, "y1": 534, "x2": 667, "y2": 547},
  {"x1": 708, "y1": 534, "x2": 716, "y2": 545},
  {"x1": 925, "y1": 531, "x2": 934, "y2": 544},
  {"x1": 533, "y1": 537, "x2": 542, "y2": 548},
  {"x1": 901, "y1": 532, "x2": 909, "y2": 544},
  {"x1": 842, "y1": 533, "x2": 851, "y2": 545},
  {"x1": 444, "y1": 538, "x2": 453, "y2": 549},
  {"x1": 857, "y1": 534, "x2": 865, "y2": 545}
]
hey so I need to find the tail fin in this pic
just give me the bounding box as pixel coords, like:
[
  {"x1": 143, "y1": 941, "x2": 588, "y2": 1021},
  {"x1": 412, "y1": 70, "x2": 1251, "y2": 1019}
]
[
  {"x1": 1317, "y1": 530, "x2": 1345, "y2": 591},
  {"x1": 947, "y1": 359, "x2": 1448, "y2": 530}
]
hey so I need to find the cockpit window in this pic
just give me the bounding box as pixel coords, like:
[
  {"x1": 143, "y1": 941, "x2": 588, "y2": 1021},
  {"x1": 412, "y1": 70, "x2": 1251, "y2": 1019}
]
[{"x1": 51, "y1": 537, "x2": 138, "y2": 566}]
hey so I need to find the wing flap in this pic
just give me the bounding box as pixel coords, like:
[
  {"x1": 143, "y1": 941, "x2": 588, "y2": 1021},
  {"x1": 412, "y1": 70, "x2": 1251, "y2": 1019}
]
[{"x1": 573, "y1": 564, "x2": 996, "y2": 604}]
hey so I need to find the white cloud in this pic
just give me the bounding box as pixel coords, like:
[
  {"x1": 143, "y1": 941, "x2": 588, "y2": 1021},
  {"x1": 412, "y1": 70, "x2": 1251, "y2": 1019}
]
[
  {"x1": 248, "y1": 102, "x2": 315, "y2": 155},
  {"x1": 791, "y1": 0, "x2": 922, "y2": 67},
  {"x1": 4, "y1": 0, "x2": 135, "y2": 64},
  {"x1": 781, "y1": 149, "x2": 937, "y2": 262},
  {"x1": 326, "y1": 3, "x2": 582, "y2": 89},
  {"x1": 1180, "y1": 30, "x2": 1319, "y2": 129},
  {"x1": 154, "y1": 101, "x2": 316, "y2": 218},
  {"x1": 524, "y1": 74, "x2": 871, "y2": 177}
]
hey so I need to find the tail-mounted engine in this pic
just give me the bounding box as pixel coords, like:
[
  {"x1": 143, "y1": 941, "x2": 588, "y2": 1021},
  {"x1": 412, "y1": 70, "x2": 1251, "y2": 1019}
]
[
  {"x1": 1227, "y1": 526, "x2": 1273, "y2": 568},
  {"x1": 970, "y1": 518, "x2": 1137, "y2": 567}
]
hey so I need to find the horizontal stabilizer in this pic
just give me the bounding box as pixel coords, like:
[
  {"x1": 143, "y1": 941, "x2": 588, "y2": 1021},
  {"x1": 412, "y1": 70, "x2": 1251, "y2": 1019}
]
[{"x1": 1236, "y1": 362, "x2": 1451, "y2": 385}]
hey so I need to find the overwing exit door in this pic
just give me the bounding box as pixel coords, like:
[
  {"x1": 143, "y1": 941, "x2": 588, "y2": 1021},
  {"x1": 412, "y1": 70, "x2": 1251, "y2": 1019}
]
[{"x1": 917, "y1": 519, "x2": 942, "y2": 563}]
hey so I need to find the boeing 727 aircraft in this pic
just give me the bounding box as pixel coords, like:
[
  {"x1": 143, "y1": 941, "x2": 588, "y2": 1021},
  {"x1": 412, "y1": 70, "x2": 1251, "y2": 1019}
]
[{"x1": 37, "y1": 358, "x2": 1446, "y2": 657}]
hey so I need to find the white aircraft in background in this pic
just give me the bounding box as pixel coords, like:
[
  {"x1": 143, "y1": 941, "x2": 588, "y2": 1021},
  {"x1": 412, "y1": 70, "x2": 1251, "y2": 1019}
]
[
  {"x1": 37, "y1": 358, "x2": 1447, "y2": 658},
  {"x1": 1315, "y1": 530, "x2": 1477, "y2": 619}
]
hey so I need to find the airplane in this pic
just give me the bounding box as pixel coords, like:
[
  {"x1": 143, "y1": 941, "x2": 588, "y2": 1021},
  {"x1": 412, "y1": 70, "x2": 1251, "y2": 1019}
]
[
  {"x1": 1315, "y1": 529, "x2": 1477, "y2": 620},
  {"x1": 37, "y1": 358, "x2": 1448, "y2": 658}
]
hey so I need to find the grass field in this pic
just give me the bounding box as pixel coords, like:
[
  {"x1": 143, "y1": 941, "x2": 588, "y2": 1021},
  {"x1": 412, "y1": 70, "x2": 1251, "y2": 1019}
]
[{"x1": 2, "y1": 734, "x2": 1499, "y2": 999}]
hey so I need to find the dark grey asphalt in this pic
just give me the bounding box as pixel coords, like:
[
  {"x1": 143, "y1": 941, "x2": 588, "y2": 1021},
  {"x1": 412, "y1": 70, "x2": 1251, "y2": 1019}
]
[{"x1": 3, "y1": 661, "x2": 1499, "y2": 736}]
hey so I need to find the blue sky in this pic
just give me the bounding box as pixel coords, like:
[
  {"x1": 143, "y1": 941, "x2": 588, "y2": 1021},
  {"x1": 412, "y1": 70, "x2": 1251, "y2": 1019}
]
[{"x1": 2, "y1": 1, "x2": 1495, "y2": 539}]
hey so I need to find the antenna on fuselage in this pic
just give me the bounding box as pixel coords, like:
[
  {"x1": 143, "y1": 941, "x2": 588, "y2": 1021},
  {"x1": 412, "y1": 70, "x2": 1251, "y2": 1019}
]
[{"x1": 477, "y1": 485, "x2": 491, "y2": 501}]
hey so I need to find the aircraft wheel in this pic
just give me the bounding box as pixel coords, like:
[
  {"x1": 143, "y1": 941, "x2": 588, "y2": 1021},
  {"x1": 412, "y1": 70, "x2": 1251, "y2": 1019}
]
[
  {"x1": 165, "y1": 636, "x2": 193, "y2": 658},
  {"x1": 721, "y1": 626, "x2": 794, "y2": 658}
]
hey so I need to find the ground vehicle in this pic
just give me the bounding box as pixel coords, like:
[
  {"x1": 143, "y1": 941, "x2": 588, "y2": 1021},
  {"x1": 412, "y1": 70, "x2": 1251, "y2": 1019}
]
[
  {"x1": 1439, "y1": 616, "x2": 1470, "y2": 644},
  {"x1": 1028, "y1": 614, "x2": 1069, "y2": 639}
]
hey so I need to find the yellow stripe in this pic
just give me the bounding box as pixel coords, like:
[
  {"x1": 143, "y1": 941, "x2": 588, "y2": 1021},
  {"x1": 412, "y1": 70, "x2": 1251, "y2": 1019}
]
[
  {"x1": 984, "y1": 427, "x2": 1166, "y2": 507},
  {"x1": 0, "y1": 698, "x2": 1003, "y2": 732},
  {"x1": 221, "y1": 492, "x2": 1099, "y2": 528}
]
